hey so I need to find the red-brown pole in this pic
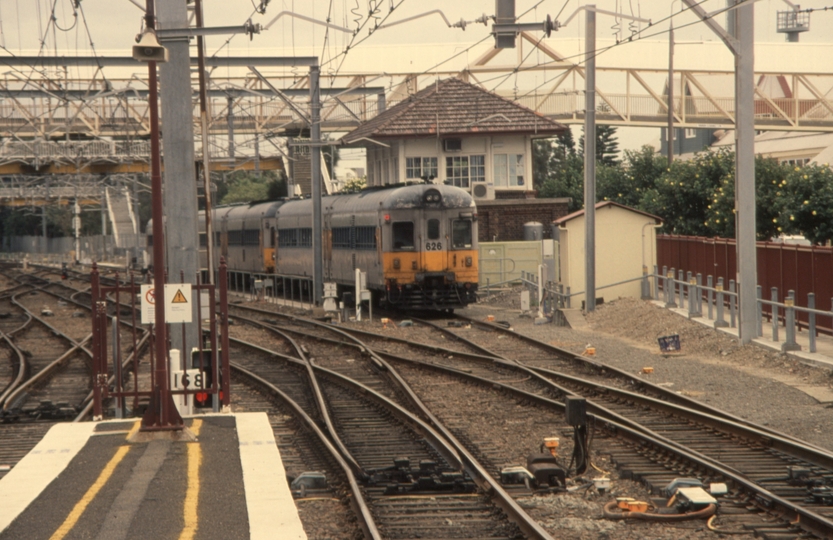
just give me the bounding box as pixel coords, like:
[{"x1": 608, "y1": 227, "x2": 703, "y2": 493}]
[
  {"x1": 91, "y1": 262, "x2": 102, "y2": 419},
  {"x1": 219, "y1": 257, "x2": 230, "y2": 406},
  {"x1": 143, "y1": 0, "x2": 181, "y2": 430}
]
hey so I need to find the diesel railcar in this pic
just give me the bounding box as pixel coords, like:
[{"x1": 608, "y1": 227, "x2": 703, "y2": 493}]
[{"x1": 150, "y1": 183, "x2": 479, "y2": 310}]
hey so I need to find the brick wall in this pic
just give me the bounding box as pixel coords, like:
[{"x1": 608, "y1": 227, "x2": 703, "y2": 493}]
[{"x1": 475, "y1": 198, "x2": 571, "y2": 242}]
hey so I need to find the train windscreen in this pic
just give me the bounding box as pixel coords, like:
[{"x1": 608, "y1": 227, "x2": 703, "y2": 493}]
[
  {"x1": 392, "y1": 222, "x2": 415, "y2": 250},
  {"x1": 452, "y1": 220, "x2": 472, "y2": 249}
]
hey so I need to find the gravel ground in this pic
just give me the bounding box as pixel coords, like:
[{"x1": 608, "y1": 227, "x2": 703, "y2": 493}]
[{"x1": 472, "y1": 292, "x2": 833, "y2": 452}]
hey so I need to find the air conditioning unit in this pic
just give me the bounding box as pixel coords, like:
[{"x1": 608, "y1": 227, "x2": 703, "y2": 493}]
[
  {"x1": 443, "y1": 138, "x2": 462, "y2": 152},
  {"x1": 471, "y1": 182, "x2": 495, "y2": 200}
]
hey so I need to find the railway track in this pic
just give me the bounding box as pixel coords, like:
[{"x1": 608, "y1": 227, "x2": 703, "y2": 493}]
[
  {"x1": 226, "y1": 327, "x2": 537, "y2": 539},
  {"x1": 229, "y1": 375, "x2": 365, "y2": 539},
  {"x1": 225, "y1": 302, "x2": 833, "y2": 538}
]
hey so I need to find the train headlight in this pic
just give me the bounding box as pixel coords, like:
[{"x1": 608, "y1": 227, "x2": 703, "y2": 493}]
[
  {"x1": 465, "y1": 256, "x2": 472, "y2": 267},
  {"x1": 393, "y1": 258, "x2": 401, "y2": 269}
]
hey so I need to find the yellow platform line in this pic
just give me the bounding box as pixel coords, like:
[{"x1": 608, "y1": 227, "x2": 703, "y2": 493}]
[
  {"x1": 179, "y1": 419, "x2": 203, "y2": 540},
  {"x1": 49, "y1": 445, "x2": 131, "y2": 540}
]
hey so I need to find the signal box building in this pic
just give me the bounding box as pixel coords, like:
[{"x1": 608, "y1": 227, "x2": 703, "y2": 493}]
[{"x1": 340, "y1": 77, "x2": 566, "y2": 203}]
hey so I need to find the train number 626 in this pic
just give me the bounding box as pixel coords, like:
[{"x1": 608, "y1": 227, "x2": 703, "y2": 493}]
[{"x1": 425, "y1": 242, "x2": 442, "y2": 251}]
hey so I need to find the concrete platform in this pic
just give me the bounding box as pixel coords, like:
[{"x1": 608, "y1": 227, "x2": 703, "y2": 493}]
[{"x1": 0, "y1": 413, "x2": 307, "y2": 540}]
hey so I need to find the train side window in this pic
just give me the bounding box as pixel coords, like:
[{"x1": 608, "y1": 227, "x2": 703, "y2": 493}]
[
  {"x1": 392, "y1": 222, "x2": 415, "y2": 251},
  {"x1": 427, "y1": 219, "x2": 440, "y2": 240},
  {"x1": 451, "y1": 220, "x2": 472, "y2": 249}
]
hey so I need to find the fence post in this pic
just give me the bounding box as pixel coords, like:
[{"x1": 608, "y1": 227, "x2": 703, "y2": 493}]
[
  {"x1": 661, "y1": 265, "x2": 668, "y2": 304},
  {"x1": 707, "y1": 275, "x2": 714, "y2": 320},
  {"x1": 730, "y1": 280, "x2": 737, "y2": 328},
  {"x1": 694, "y1": 272, "x2": 703, "y2": 317},
  {"x1": 808, "y1": 293, "x2": 816, "y2": 353},
  {"x1": 653, "y1": 265, "x2": 659, "y2": 299},
  {"x1": 566, "y1": 286, "x2": 571, "y2": 309},
  {"x1": 771, "y1": 287, "x2": 779, "y2": 342},
  {"x1": 714, "y1": 278, "x2": 728, "y2": 328},
  {"x1": 678, "y1": 270, "x2": 685, "y2": 309},
  {"x1": 756, "y1": 285, "x2": 762, "y2": 337},
  {"x1": 486, "y1": 278, "x2": 490, "y2": 297},
  {"x1": 666, "y1": 268, "x2": 677, "y2": 308},
  {"x1": 641, "y1": 265, "x2": 649, "y2": 299},
  {"x1": 688, "y1": 277, "x2": 696, "y2": 318},
  {"x1": 782, "y1": 290, "x2": 801, "y2": 352}
]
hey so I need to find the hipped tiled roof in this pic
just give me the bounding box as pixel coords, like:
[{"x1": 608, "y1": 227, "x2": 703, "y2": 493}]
[{"x1": 341, "y1": 77, "x2": 565, "y2": 145}]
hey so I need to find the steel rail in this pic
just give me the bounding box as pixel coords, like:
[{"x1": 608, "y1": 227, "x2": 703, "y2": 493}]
[
  {"x1": 365, "y1": 342, "x2": 833, "y2": 539},
  {"x1": 1, "y1": 336, "x2": 91, "y2": 412},
  {"x1": 439, "y1": 314, "x2": 833, "y2": 454},
  {"x1": 231, "y1": 335, "x2": 553, "y2": 539},
  {"x1": 225, "y1": 305, "x2": 555, "y2": 539},
  {"x1": 0, "y1": 334, "x2": 28, "y2": 408},
  {"x1": 230, "y1": 362, "x2": 382, "y2": 540},
  {"x1": 252, "y1": 320, "x2": 366, "y2": 480}
]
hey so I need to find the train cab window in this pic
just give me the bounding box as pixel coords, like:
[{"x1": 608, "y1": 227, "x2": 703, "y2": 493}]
[
  {"x1": 392, "y1": 222, "x2": 415, "y2": 251},
  {"x1": 427, "y1": 219, "x2": 440, "y2": 240},
  {"x1": 451, "y1": 220, "x2": 473, "y2": 249},
  {"x1": 199, "y1": 233, "x2": 207, "y2": 248}
]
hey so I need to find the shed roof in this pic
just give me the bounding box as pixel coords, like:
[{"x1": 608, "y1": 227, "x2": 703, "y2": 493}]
[
  {"x1": 553, "y1": 201, "x2": 662, "y2": 225},
  {"x1": 340, "y1": 77, "x2": 566, "y2": 146}
]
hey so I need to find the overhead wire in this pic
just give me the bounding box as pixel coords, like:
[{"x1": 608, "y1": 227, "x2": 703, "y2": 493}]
[
  {"x1": 459, "y1": 0, "x2": 721, "y2": 98},
  {"x1": 515, "y1": 0, "x2": 730, "y2": 99}
]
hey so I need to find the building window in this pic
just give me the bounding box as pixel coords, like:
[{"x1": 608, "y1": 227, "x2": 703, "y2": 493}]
[
  {"x1": 446, "y1": 156, "x2": 469, "y2": 188},
  {"x1": 493, "y1": 154, "x2": 525, "y2": 187},
  {"x1": 445, "y1": 154, "x2": 485, "y2": 189},
  {"x1": 406, "y1": 157, "x2": 438, "y2": 180},
  {"x1": 782, "y1": 158, "x2": 810, "y2": 167},
  {"x1": 685, "y1": 128, "x2": 697, "y2": 139},
  {"x1": 470, "y1": 155, "x2": 485, "y2": 183}
]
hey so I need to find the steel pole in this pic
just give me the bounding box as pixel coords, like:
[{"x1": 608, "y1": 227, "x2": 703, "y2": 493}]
[
  {"x1": 735, "y1": 2, "x2": 757, "y2": 344},
  {"x1": 583, "y1": 6, "x2": 596, "y2": 313},
  {"x1": 158, "y1": 0, "x2": 199, "y2": 352},
  {"x1": 310, "y1": 65, "x2": 323, "y2": 305},
  {"x1": 667, "y1": 22, "x2": 674, "y2": 163},
  {"x1": 195, "y1": 0, "x2": 215, "y2": 286}
]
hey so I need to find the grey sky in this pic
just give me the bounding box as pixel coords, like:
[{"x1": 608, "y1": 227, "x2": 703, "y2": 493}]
[
  {"x1": 2, "y1": 0, "x2": 832, "y2": 55},
  {"x1": 1, "y1": 0, "x2": 830, "y2": 155}
]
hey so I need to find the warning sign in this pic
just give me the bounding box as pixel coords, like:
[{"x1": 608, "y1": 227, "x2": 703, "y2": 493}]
[
  {"x1": 141, "y1": 284, "x2": 155, "y2": 324},
  {"x1": 165, "y1": 284, "x2": 192, "y2": 323},
  {"x1": 140, "y1": 284, "x2": 193, "y2": 324}
]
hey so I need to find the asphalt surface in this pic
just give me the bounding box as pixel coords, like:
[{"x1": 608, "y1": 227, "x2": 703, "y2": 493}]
[{"x1": 0, "y1": 416, "x2": 249, "y2": 540}]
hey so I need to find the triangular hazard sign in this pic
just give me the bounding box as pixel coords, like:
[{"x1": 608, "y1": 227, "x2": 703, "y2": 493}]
[{"x1": 172, "y1": 289, "x2": 188, "y2": 304}]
